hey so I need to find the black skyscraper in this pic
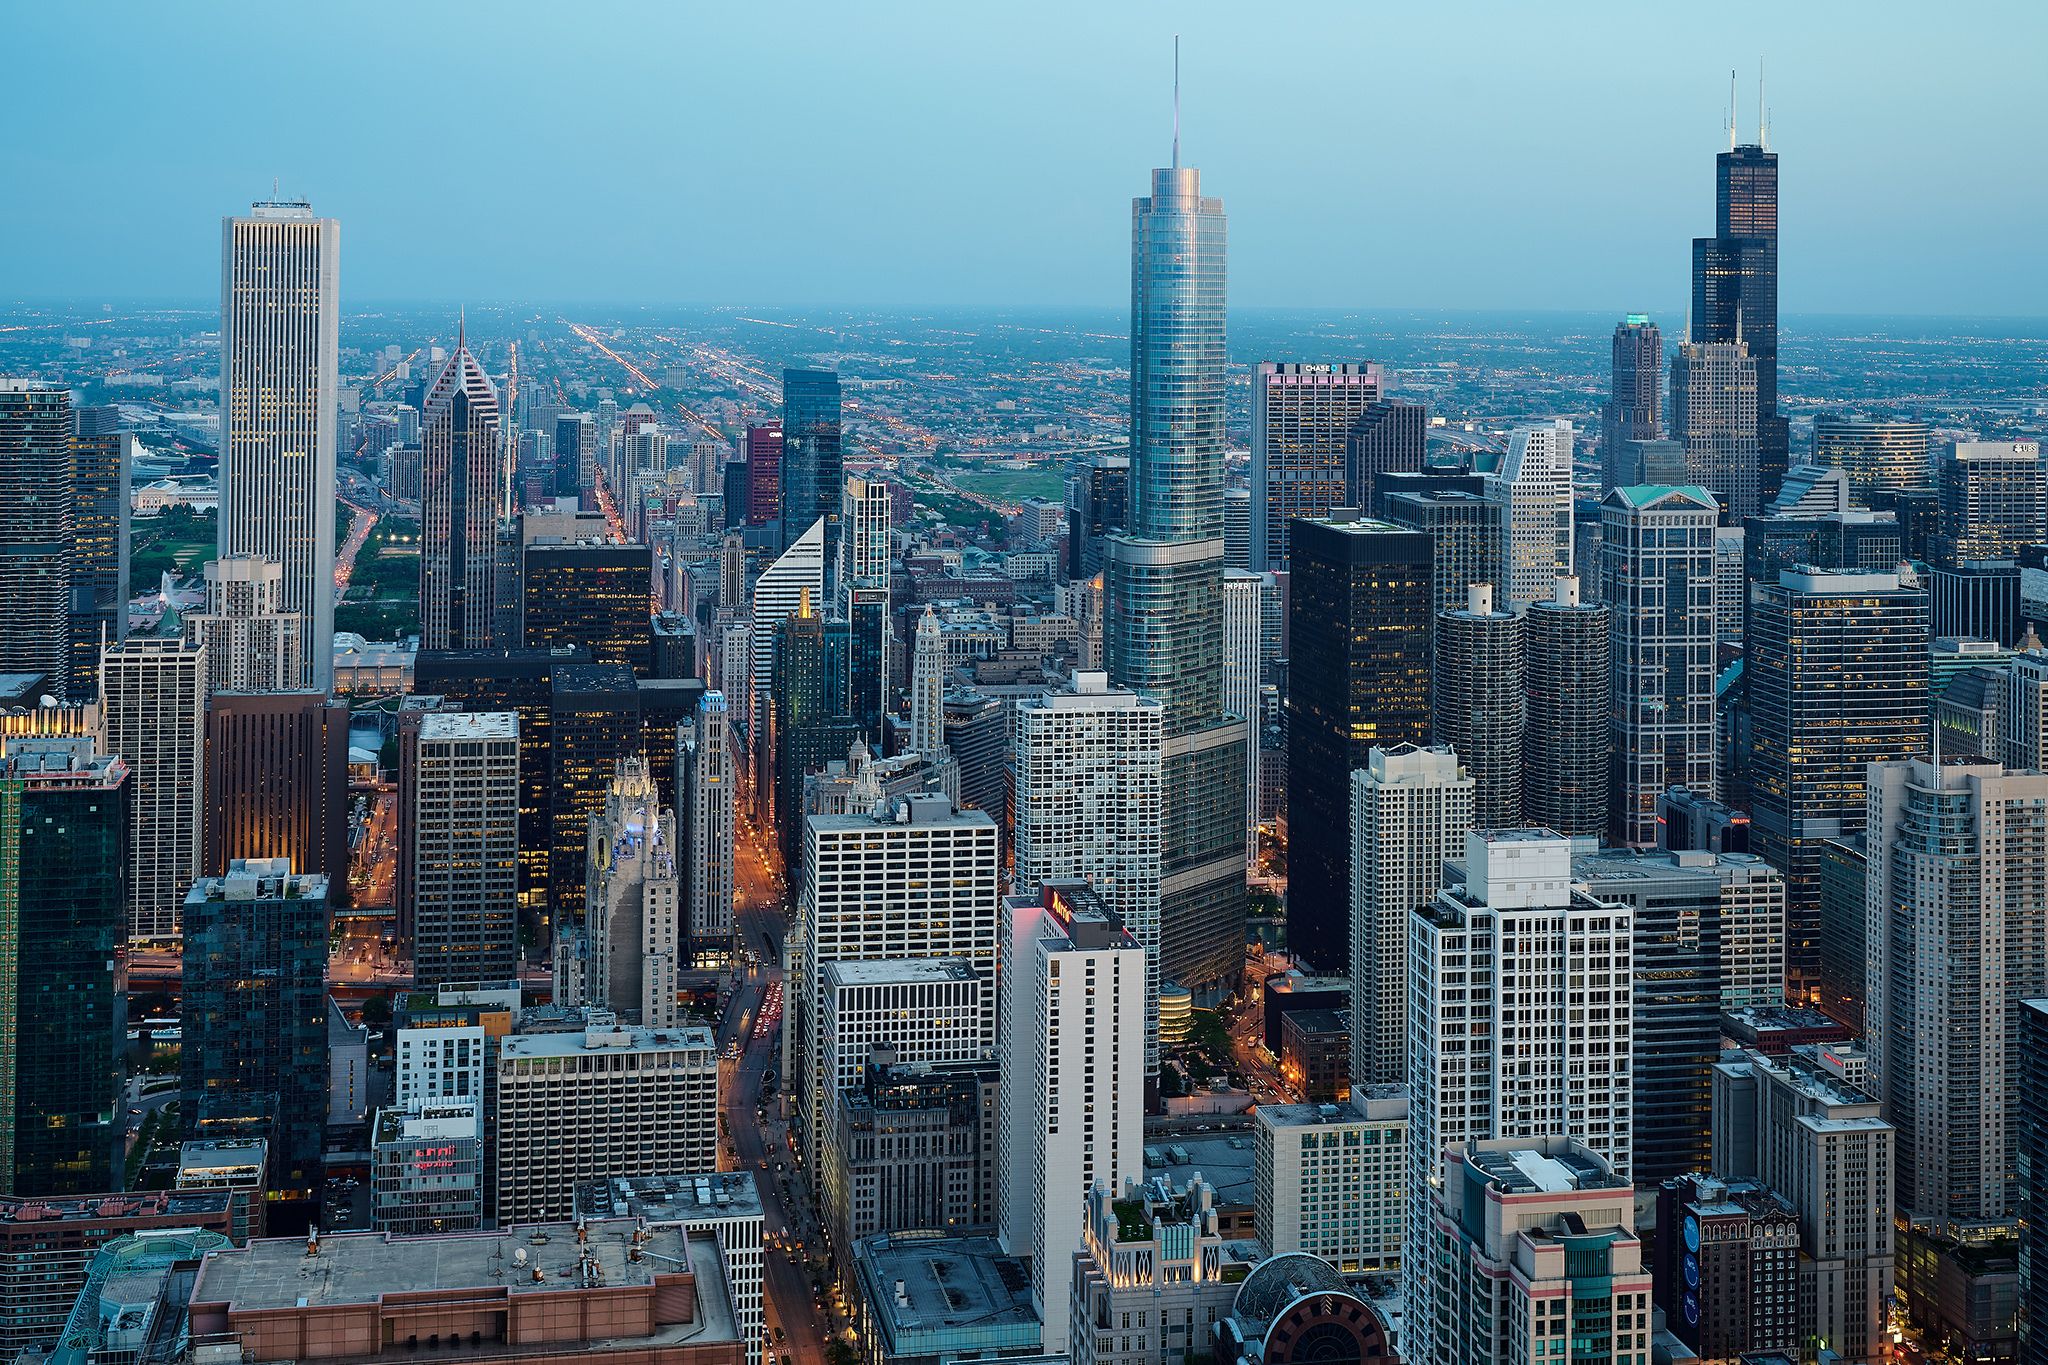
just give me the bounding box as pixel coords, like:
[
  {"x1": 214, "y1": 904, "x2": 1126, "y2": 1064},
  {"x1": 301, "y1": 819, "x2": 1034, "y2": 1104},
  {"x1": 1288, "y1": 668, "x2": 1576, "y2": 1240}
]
[
  {"x1": 1692, "y1": 140, "x2": 1784, "y2": 502},
  {"x1": 1601, "y1": 318, "x2": 1661, "y2": 491},
  {"x1": 781, "y1": 369, "x2": 843, "y2": 565},
  {"x1": 1346, "y1": 401, "x2": 1427, "y2": 514}
]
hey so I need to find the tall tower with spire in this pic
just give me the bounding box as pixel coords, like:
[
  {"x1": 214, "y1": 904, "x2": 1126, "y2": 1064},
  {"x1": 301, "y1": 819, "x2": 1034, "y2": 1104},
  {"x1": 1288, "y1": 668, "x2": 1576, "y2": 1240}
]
[
  {"x1": 1691, "y1": 65, "x2": 1782, "y2": 508},
  {"x1": 909, "y1": 606, "x2": 945, "y2": 758},
  {"x1": 419, "y1": 320, "x2": 509, "y2": 649},
  {"x1": 1104, "y1": 51, "x2": 1246, "y2": 993}
]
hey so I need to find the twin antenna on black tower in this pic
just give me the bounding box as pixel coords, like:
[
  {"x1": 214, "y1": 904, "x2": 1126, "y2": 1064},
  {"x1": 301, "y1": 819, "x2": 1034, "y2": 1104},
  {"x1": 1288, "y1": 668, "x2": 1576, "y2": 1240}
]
[{"x1": 1728, "y1": 60, "x2": 1772, "y2": 151}]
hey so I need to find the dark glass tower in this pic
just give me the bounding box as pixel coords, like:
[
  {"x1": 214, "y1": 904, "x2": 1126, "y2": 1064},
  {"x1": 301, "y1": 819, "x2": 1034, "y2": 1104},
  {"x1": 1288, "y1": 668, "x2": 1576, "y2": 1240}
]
[
  {"x1": 781, "y1": 371, "x2": 842, "y2": 562},
  {"x1": 202, "y1": 692, "x2": 351, "y2": 883},
  {"x1": 548, "y1": 663, "x2": 642, "y2": 915},
  {"x1": 1346, "y1": 400, "x2": 1427, "y2": 516},
  {"x1": 1106, "y1": 157, "x2": 1246, "y2": 991},
  {"x1": 1285, "y1": 514, "x2": 1432, "y2": 972},
  {"x1": 0, "y1": 382, "x2": 74, "y2": 700},
  {"x1": 68, "y1": 407, "x2": 130, "y2": 703},
  {"x1": 846, "y1": 585, "x2": 889, "y2": 744},
  {"x1": 1064, "y1": 454, "x2": 1129, "y2": 581},
  {"x1": 1, "y1": 739, "x2": 127, "y2": 1196},
  {"x1": 1600, "y1": 317, "x2": 1661, "y2": 492},
  {"x1": 1692, "y1": 141, "x2": 1783, "y2": 503},
  {"x1": 521, "y1": 538, "x2": 654, "y2": 674}
]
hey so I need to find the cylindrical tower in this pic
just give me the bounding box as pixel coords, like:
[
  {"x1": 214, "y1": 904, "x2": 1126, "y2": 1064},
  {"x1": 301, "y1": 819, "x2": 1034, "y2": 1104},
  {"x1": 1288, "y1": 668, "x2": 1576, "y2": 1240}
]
[
  {"x1": 1432, "y1": 582, "x2": 1525, "y2": 826},
  {"x1": 1523, "y1": 576, "x2": 1612, "y2": 836}
]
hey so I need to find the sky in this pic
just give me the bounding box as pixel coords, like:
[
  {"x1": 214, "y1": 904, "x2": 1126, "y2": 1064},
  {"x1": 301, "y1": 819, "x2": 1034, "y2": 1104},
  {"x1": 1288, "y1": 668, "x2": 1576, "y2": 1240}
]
[{"x1": 3, "y1": 1, "x2": 2045, "y2": 316}]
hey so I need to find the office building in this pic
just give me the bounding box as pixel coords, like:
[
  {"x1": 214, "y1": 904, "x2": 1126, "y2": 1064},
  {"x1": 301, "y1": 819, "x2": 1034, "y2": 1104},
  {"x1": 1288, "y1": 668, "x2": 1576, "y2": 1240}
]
[
  {"x1": 1288, "y1": 513, "x2": 1432, "y2": 971},
  {"x1": 1816, "y1": 835, "x2": 1868, "y2": 1029},
  {"x1": 0, "y1": 1191, "x2": 234, "y2": 1357},
  {"x1": 0, "y1": 382, "x2": 75, "y2": 699},
  {"x1": 841, "y1": 474, "x2": 892, "y2": 594},
  {"x1": 1653, "y1": 1173, "x2": 1800, "y2": 1364},
  {"x1": 202, "y1": 691, "x2": 350, "y2": 881},
  {"x1": 495, "y1": 1020, "x2": 718, "y2": 1224},
  {"x1": 548, "y1": 662, "x2": 640, "y2": 914},
  {"x1": 1106, "y1": 155, "x2": 1246, "y2": 995},
  {"x1": 907, "y1": 605, "x2": 946, "y2": 757},
  {"x1": 1604, "y1": 485, "x2": 1719, "y2": 847},
  {"x1": 219, "y1": 200, "x2": 338, "y2": 691},
  {"x1": 1069, "y1": 1174, "x2": 1253, "y2": 1365},
  {"x1": 1349, "y1": 744, "x2": 1471, "y2": 1088},
  {"x1": 1252, "y1": 1092, "x2": 1406, "y2": 1272},
  {"x1": 2019, "y1": 1000, "x2": 2048, "y2": 1363},
  {"x1": 995, "y1": 885, "x2": 1144, "y2": 1354},
  {"x1": 1572, "y1": 847, "x2": 1783, "y2": 1186},
  {"x1": 1938, "y1": 439, "x2": 2043, "y2": 564},
  {"x1": 1746, "y1": 570, "x2": 1929, "y2": 1003},
  {"x1": 792, "y1": 794, "x2": 999, "y2": 1175},
  {"x1": 1866, "y1": 757, "x2": 2048, "y2": 1231},
  {"x1": 742, "y1": 421, "x2": 781, "y2": 529},
  {"x1": 370, "y1": 1099, "x2": 484, "y2": 1235},
  {"x1": 679, "y1": 692, "x2": 734, "y2": 962},
  {"x1": 553, "y1": 412, "x2": 595, "y2": 497},
  {"x1": 1346, "y1": 399, "x2": 1427, "y2": 516},
  {"x1": 573, "y1": 1172, "x2": 766, "y2": 1365},
  {"x1": 1407, "y1": 831, "x2": 1635, "y2": 1361},
  {"x1": 1487, "y1": 419, "x2": 1576, "y2": 611},
  {"x1": 1012, "y1": 672, "x2": 1163, "y2": 1066},
  {"x1": 781, "y1": 369, "x2": 842, "y2": 564},
  {"x1": 1222, "y1": 485, "x2": 1251, "y2": 568},
  {"x1": 63, "y1": 407, "x2": 130, "y2": 703},
  {"x1": 941, "y1": 688, "x2": 1005, "y2": 823},
  {"x1": 818, "y1": 960, "x2": 984, "y2": 1164},
  {"x1": 0, "y1": 739, "x2": 127, "y2": 1196},
  {"x1": 1221, "y1": 569, "x2": 1265, "y2": 863},
  {"x1": 99, "y1": 636, "x2": 206, "y2": 943},
  {"x1": 1813, "y1": 415, "x2": 1932, "y2": 501},
  {"x1": 420, "y1": 336, "x2": 509, "y2": 649},
  {"x1": 1277, "y1": 1008, "x2": 1348, "y2": 1102},
  {"x1": 1692, "y1": 135, "x2": 1784, "y2": 503},
  {"x1": 399, "y1": 711, "x2": 520, "y2": 987},
  {"x1": 1601, "y1": 315, "x2": 1662, "y2": 490},
  {"x1": 185, "y1": 1216, "x2": 745, "y2": 1365},
  {"x1": 636, "y1": 676, "x2": 704, "y2": 816},
  {"x1": 180, "y1": 859, "x2": 330, "y2": 1200},
  {"x1": 1432, "y1": 583, "x2": 1523, "y2": 826},
  {"x1": 1712, "y1": 1048, "x2": 1896, "y2": 1363},
  {"x1": 749, "y1": 515, "x2": 824, "y2": 755},
  {"x1": 821, "y1": 1051, "x2": 997, "y2": 1254},
  {"x1": 1064, "y1": 453, "x2": 1128, "y2": 581},
  {"x1": 185, "y1": 555, "x2": 304, "y2": 692},
  {"x1": 1671, "y1": 340, "x2": 1762, "y2": 522},
  {"x1": 1380, "y1": 486, "x2": 1501, "y2": 615},
  {"x1": 577, "y1": 757, "x2": 680, "y2": 1028},
  {"x1": 1930, "y1": 557, "x2": 2022, "y2": 645},
  {"x1": 1420, "y1": 1137, "x2": 1650, "y2": 1365},
  {"x1": 850, "y1": 1231, "x2": 1042, "y2": 1365},
  {"x1": 522, "y1": 536, "x2": 653, "y2": 673},
  {"x1": 1248, "y1": 361, "x2": 1381, "y2": 572},
  {"x1": 1522, "y1": 577, "x2": 1611, "y2": 837}
]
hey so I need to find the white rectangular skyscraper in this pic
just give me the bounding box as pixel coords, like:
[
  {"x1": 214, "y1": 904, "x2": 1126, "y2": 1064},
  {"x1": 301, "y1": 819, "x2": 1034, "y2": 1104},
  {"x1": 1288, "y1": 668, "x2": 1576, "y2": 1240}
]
[
  {"x1": 100, "y1": 636, "x2": 207, "y2": 944},
  {"x1": 220, "y1": 201, "x2": 338, "y2": 691},
  {"x1": 1486, "y1": 419, "x2": 1576, "y2": 613}
]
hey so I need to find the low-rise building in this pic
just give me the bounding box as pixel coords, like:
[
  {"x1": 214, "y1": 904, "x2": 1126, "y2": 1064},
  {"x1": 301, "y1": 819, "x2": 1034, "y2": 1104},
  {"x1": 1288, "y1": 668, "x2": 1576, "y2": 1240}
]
[
  {"x1": 849, "y1": 1230, "x2": 1041, "y2": 1365},
  {"x1": 1653, "y1": 1174, "x2": 1801, "y2": 1362},
  {"x1": 1277, "y1": 1009, "x2": 1350, "y2": 1104},
  {"x1": 0, "y1": 1192, "x2": 235, "y2": 1356},
  {"x1": 1253, "y1": 1090, "x2": 1406, "y2": 1273},
  {"x1": 575, "y1": 1173, "x2": 765, "y2": 1365},
  {"x1": 371, "y1": 1100, "x2": 484, "y2": 1236},
  {"x1": 1212, "y1": 1253, "x2": 1401, "y2": 1365},
  {"x1": 176, "y1": 1138, "x2": 271, "y2": 1244},
  {"x1": 185, "y1": 1219, "x2": 745, "y2": 1365}
]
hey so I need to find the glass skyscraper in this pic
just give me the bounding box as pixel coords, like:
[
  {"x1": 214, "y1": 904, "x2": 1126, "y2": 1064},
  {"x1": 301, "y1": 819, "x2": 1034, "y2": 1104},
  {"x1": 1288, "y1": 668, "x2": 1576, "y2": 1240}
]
[
  {"x1": 781, "y1": 369, "x2": 843, "y2": 565},
  {"x1": 1691, "y1": 143, "x2": 1783, "y2": 505},
  {"x1": 1105, "y1": 160, "x2": 1245, "y2": 992}
]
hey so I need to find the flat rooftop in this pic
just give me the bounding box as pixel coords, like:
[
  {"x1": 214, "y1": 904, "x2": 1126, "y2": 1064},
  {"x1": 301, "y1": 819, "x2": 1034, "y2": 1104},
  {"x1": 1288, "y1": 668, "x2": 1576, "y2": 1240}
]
[
  {"x1": 824, "y1": 958, "x2": 978, "y2": 987},
  {"x1": 852, "y1": 1232, "x2": 1037, "y2": 1342},
  {"x1": 1142, "y1": 1131, "x2": 1257, "y2": 1210},
  {"x1": 501, "y1": 1024, "x2": 715, "y2": 1060},
  {"x1": 192, "y1": 1220, "x2": 731, "y2": 1326},
  {"x1": 0, "y1": 1190, "x2": 233, "y2": 1226},
  {"x1": 574, "y1": 1173, "x2": 763, "y2": 1224},
  {"x1": 417, "y1": 711, "x2": 517, "y2": 739},
  {"x1": 1469, "y1": 1145, "x2": 1628, "y2": 1195}
]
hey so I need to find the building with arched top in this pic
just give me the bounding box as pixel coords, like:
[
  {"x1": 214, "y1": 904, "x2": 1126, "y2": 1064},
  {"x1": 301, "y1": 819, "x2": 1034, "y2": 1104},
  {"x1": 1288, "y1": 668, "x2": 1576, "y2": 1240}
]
[{"x1": 1214, "y1": 1253, "x2": 1402, "y2": 1365}]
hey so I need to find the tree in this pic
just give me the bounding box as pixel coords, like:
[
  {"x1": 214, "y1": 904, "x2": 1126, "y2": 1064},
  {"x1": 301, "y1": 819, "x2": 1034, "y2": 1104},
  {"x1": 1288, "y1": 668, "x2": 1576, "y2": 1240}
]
[{"x1": 360, "y1": 996, "x2": 393, "y2": 1027}]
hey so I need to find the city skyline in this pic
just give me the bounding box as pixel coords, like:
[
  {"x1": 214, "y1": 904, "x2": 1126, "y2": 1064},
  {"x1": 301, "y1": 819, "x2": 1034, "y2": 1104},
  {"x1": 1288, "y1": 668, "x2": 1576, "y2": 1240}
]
[{"x1": 3, "y1": 6, "x2": 2045, "y2": 316}]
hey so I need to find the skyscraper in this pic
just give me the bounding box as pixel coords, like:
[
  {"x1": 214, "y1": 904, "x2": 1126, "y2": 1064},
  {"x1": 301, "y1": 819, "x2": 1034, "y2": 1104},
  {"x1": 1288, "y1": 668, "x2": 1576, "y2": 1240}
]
[
  {"x1": 1937, "y1": 439, "x2": 2044, "y2": 563},
  {"x1": 995, "y1": 885, "x2": 1144, "y2": 1356},
  {"x1": 553, "y1": 412, "x2": 595, "y2": 499},
  {"x1": 1812, "y1": 416, "x2": 1933, "y2": 502},
  {"x1": 520, "y1": 536, "x2": 653, "y2": 673},
  {"x1": 0, "y1": 738, "x2": 127, "y2": 1196},
  {"x1": 840, "y1": 475, "x2": 891, "y2": 600},
  {"x1": 202, "y1": 692, "x2": 350, "y2": 881},
  {"x1": 1692, "y1": 132, "x2": 1783, "y2": 504},
  {"x1": 744, "y1": 422, "x2": 783, "y2": 530},
  {"x1": 1670, "y1": 340, "x2": 1761, "y2": 521},
  {"x1": 781, "y1": 371, "x2": 842, "y2": 564},
  {"x1": 1431, "y1": 583, "x2": 1524, "y2": 827},
  {"x1": 1063, "y1": 454, "x2": 1128, "y2": 581},
  {"x1": 66, "y1": 406, "x2": 130, "y2": 703},
  {"x1": 1866, "y1": 757, "x2": 2048, "y2": 1232},
  {"x1": 679, "y1": 691, "x2": 734, "y2": 964},
  {"x1": 219, "y1": 201, "x2": 338, "y2": 691},
  {"x1": 1601, "y1": 316, "x2": 1662, "y2": 492},
  {"x1": 548, "y1": 663, "x2": 642, "y2": 912},
  {"x1": 1747, "y1": 569, "x2": 1929, "y2": 1003},
  {"x1": 1486, "y1": 419, "x2": 1575, "y2": 612},
  {"x1": 1603, "y1": 485, "x2": 1719, "y2": 847},
  {"x1": 0, "y1": 382, "x2": 74, "y2": 698},
  {"x1": 577, "y1": 756, "x2": 680, "y2": 1028},
  {"x1": 1406, "y1": 830, "x2": 1635, "y2": 1365},
  {"x1": 1287, "y1": 514, "x2": 1433, "y2": 971},
  {"x1": 748, "y1": 516, "x2": 824, "y2": 765},
  {"x1": 1346, "y1": 400, "x2": 1428, "y2": 516},
  {"x1": 1522, "y1": 577, "x2": 1611, "y2": 838},
  {"x1": 908, "y1": 606, "x2": 945, "y2": 757},
  {"x1": 1012, "y1": 672, "x2": 1163, "y2": 1067},
  {"x1": 419, "y1": 334, "x2": 509, "y2": 650},
  {"x1": 1248, "y1": 362, "x2": 1382, "y2": 572},
  {"x1": 1349, "y1": 743, "x2": 1471, "y2": 1089},
  {"x1": 1105, "y1": 153, "x2": 1246, "y2": 992},
  {"x1": 1221, "y1": 569, "x2": 1265, "y2": 862},
  {"x1": 399, "y1": 712, "x2": 520, "y2": 987},
  {"x1": 185, "y1": 555, "x2": 304, "y2": 693},
  {"x1": 100, "y1": 637, "x2": 206, "y2": 944}
]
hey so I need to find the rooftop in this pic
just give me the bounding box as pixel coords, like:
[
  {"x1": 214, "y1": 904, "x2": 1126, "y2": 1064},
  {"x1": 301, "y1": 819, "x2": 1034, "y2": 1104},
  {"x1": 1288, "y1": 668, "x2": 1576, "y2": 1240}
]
[
  {"x1": 851, "y1": 1231, "x2": 1038, "y2": 1348},
  {"x1": 373, "y1": 1103, "x2": 480, "y2": 1147},
  {"x1": 574, "y1": 1173, "x2": 764, "y2": 1225},
  {"x1": 501, "y1": 1023, "x2": 715, "y2": 1061},
  {"x1": 823, "y1": 958, "x2": 979, "y2": 987},
  {"x1": 1466, "y1": 1143, "x2": 1629, "y2": 1195},
  {"x1": 1142, "y1": 1130, "x2": 1257, "y2": 1209},
  {"x1": 0, "y1": 1190, "x2": 234, "y2": 1226},
  {"x1": 417, "y1": 711, "x2": 517, "y2": 740}
]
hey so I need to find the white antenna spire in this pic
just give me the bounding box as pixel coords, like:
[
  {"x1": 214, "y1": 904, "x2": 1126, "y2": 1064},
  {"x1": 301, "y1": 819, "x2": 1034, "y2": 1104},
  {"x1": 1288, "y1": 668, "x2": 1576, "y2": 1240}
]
[
  {"x1": 1172, "y1": 36, "x2": 1181, "y2": 169},
  {"x1": 1758, "y1": 58, "x2": 1769, "y2": 150},
  {"x1": 1728, "y1": 68, "x2": 1738, "y2": 151}
]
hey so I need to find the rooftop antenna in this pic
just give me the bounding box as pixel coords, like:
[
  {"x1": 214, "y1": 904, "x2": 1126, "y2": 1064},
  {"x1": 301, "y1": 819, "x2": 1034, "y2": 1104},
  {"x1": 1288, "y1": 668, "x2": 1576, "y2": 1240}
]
[
  {"x1": 271, "y1": 176, "x2": 279, "y2": 201},
  {"x1": 458, "y1": 305, "x2": 466, "y2": 354},
  {"x1": 1727, "y1": 69, "x2": 1737, "y2": 151},
  {"x1": 1172, "y1": 36, "x2": 1181, "y2": 169},
  {"x1": 1758, "y1": 58, "x2": 1769, "y2": 150}
]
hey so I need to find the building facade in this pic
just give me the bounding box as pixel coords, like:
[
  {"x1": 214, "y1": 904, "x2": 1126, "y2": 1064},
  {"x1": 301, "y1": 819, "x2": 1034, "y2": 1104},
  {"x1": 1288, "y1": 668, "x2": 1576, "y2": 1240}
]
[
  {"x1": 1248, "y1": 361, "x2": 1382, "y2": 572},
  {"x1": 100, "y1": 636, "x2": 206, "y2": 943},
  {"x1": 400, "y1": 711, "x2": 520, "y2": 987},
  {"x1": 420, "y1": 339, "x2": 509, "y2": 649},
  {"x1": 1523, "y1": 576, "x2": 1611, "y2": 837},
  {"x1": 185, "y1": 555, "x2": 303, "y2": 692},
  {"x1": 202, "y1": 691, "x2": 349, "y2": 882}
]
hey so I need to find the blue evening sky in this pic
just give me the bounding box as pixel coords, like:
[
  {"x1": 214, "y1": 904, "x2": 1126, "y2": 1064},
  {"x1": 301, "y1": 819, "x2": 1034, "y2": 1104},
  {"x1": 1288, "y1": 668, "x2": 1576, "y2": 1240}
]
[{"x1": 3, "y1": 1, "x2": 2043, "y2": 316}]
